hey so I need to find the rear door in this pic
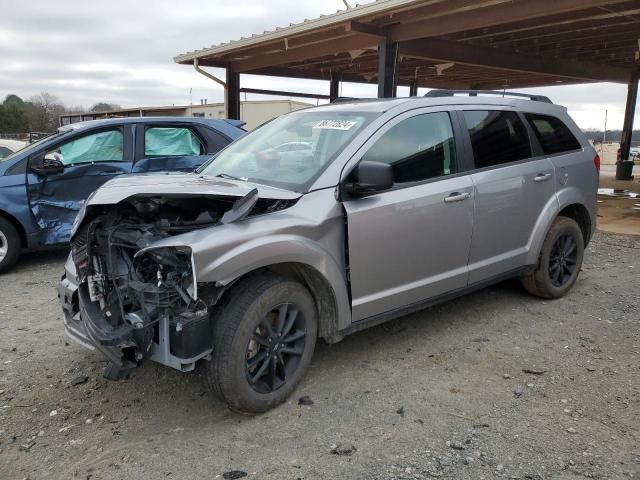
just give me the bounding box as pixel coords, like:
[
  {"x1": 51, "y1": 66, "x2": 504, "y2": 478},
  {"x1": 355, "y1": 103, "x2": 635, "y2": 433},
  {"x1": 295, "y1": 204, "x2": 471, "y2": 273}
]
[
  {"x1": 342, "y1": 109, "x2": 475, "y2": 321},
  {"x1": 132, "y1": 123, "x2": 225, "y2": 173},
  {"x1": 26, "y1": 125, "x2": 133, "y2": 245},
  {"x1": 460, "y1": 109, "x2": 556, "y2": 284}
]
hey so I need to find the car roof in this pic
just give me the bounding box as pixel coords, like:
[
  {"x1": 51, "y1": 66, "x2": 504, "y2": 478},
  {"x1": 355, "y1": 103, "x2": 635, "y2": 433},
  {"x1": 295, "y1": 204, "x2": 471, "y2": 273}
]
[
  {"x1": 0, "y1": 139, "x2": 27, "y2": 150},
  {"x1": 58, "y1": 116, "x2": 246, "y2": 136},
  {"x1": 306, "y1": 95, "x2": 568, "y2": 116}
]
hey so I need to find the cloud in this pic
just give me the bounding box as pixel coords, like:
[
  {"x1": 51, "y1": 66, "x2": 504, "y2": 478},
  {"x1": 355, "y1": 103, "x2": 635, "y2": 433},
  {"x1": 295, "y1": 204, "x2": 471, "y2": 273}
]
[{"x1": 0, "y1": 0, "x2": 637, "y2": 129}]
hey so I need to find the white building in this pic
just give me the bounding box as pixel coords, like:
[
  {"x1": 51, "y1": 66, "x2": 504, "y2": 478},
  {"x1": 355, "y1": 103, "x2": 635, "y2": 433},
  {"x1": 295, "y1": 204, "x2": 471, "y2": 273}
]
[{"x1": 60, "y1": 100, "x2": 313, "y2": 131}]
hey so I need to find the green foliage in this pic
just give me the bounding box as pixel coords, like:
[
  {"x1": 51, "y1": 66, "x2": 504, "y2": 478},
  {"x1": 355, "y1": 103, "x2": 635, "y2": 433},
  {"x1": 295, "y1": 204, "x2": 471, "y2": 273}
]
[
  {"x1": 90, "y1": 102, "x2": 121, "y2": 112},
  {"x1": 0, "y1": 95, "x2": 29, "y2": 133}
]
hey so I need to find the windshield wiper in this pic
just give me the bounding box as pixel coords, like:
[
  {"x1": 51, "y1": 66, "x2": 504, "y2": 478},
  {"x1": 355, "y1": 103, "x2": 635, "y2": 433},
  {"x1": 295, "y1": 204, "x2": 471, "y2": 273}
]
[{"x1": 216, "y1": 173, "x2": 247, "y2": 181}]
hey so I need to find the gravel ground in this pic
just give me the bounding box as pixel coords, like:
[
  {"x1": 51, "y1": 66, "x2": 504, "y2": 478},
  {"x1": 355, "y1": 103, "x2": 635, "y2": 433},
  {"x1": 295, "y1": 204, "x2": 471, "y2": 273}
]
[{"x1": 0, "y1": 232, "x2": 639, "y2": 480}]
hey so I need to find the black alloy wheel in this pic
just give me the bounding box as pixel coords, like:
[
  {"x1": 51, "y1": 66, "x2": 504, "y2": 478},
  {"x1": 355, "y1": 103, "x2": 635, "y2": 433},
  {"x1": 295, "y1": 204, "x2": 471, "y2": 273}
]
[
  {"x1": 207, "y1": 274, "x2": 317, "y2": 414},
  {"x1": 548, "y1": 234, "x2": 578, "y2": 287},
  {"x1": 246, "y1": 303, "x2": 306, "y2": 393}
]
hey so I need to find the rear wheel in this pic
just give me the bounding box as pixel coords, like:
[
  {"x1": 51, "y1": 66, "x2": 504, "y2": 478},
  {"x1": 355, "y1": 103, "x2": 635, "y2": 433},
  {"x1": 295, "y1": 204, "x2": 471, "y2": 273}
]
[
  {"x1": 522, "y1": 216, "x2": 584, "y2": 299},
  {"x1": 206, "y1": 274, "x2": 317, "y2": 414},
  {"x1": 0, "y1": 218, "x2": 21, "y2": 274}
]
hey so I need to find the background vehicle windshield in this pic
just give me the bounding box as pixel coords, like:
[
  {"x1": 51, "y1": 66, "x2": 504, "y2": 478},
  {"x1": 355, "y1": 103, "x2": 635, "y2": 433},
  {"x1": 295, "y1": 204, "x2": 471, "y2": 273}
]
[{"x1": 200, "y1": 110, "x2": 379, "y2": 192}]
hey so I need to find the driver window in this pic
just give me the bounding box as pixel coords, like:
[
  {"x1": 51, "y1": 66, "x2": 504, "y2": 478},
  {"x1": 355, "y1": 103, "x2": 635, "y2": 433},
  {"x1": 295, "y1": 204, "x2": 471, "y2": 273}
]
[
  {"x1": 49, "y1": 129, "x2": 124, "y2": 166},
  {"x1": 361, "y1": 112, "x2": 456, "y2": 183}
]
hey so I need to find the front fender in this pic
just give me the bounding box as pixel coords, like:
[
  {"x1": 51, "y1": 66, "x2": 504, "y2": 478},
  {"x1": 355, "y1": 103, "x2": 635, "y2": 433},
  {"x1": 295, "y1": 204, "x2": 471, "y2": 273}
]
[{"x1": 195, "y1": 234, "x2": 352, "y2": 330}]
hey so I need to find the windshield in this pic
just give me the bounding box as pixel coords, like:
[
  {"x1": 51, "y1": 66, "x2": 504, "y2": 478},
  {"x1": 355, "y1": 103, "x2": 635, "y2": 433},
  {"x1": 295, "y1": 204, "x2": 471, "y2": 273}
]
[
  {"x1": 199, "y1": 110, "x2": 379, "y2": 192},
  {"x1": 0, "y1": 133, "x2": 60, "y2": 163}
]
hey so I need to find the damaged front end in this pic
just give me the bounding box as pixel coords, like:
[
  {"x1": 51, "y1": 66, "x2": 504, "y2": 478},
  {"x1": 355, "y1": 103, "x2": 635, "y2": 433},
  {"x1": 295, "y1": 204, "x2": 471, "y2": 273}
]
[{"x1": 66, "y1": 190, "x2": 295, "y2": 379}]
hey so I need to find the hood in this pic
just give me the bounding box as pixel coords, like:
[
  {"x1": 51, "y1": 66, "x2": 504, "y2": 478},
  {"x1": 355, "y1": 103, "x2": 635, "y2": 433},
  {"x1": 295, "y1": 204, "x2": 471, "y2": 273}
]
[
  {"x1": 71, "y1": 172, "x2": 301, "y2": 238},
  {"x1": 87, "y1": 172, "x2": 301, "y2": 205}
]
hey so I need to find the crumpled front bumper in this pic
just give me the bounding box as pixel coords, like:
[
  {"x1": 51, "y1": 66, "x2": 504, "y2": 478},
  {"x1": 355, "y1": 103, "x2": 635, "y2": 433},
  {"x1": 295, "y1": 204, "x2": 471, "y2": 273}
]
[
  {"x1": 58, "y1": 255, "x2": 135, "y2": 369},
  {"x1": 58, "y1": 256, "x2": 95, "y2": 352},
  {"x1": 58, "y1": 253, "x2": 212, "y2": 373}
]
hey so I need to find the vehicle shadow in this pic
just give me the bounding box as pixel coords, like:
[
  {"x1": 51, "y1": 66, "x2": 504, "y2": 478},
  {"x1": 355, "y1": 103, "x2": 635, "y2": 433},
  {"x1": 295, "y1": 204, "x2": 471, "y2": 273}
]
[
  {"x1": 107, "y1": 277, "x2": 532, "y2": 425},
  {"x1": 12, "y1": 247, "x2": 69, "y2": 273}
]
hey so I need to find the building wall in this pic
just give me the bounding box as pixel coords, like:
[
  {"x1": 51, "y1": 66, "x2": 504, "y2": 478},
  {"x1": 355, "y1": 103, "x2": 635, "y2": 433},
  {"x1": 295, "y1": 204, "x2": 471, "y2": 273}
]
[
  {"x1": 190, "y1": 100, "x2": 311, "y2": 130},
  {"x1": 61, "y1": 100, "x2": 313, "y2": 130}
]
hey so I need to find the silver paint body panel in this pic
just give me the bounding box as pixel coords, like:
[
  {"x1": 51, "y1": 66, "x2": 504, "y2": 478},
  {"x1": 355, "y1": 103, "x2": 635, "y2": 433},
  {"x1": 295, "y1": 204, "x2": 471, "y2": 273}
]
[{"x1": 64, "y1": 96, "x2": 597, "y2": 339}]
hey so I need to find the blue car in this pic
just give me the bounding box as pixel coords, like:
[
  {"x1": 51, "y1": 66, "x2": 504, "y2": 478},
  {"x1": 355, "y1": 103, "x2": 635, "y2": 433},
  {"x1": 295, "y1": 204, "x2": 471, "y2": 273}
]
[{"x1": 0, "y1": 117, "x2": 245, "y2": 272}]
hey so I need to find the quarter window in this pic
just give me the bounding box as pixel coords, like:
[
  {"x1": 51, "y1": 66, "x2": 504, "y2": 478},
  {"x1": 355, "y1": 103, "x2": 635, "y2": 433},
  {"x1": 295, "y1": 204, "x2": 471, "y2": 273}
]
[
  {"x1": 464, "y1": 110, "x2": 531, "y2": 168},
  {"x1": 54, "y1": 129, "x2": 124, "y2": 165},
  {"x1": 144, "y1": 127, "x2": 203, "y2": 156},
  {"x1": 525, "y1": 113, "x2": 581, "y2": 155},
  {"x1": 361, "y1": 112, "x2": 456, "y2": 183}
]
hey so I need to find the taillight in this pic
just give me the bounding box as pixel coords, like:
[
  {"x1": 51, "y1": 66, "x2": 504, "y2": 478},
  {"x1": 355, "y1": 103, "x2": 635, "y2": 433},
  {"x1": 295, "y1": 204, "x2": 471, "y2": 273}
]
[
  {"x1": 617, "y1": 148, "x2": 621, "y2": 161},
  {"x1": 593, "y1": 154, "x2": 601, "y2": 172}
]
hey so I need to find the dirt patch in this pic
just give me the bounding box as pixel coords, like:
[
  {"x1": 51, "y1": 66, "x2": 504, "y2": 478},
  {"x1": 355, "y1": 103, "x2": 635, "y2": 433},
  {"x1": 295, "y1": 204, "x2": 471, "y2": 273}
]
[{"x1": 1, "y1": 234, "x2": 639, "y2": 480}]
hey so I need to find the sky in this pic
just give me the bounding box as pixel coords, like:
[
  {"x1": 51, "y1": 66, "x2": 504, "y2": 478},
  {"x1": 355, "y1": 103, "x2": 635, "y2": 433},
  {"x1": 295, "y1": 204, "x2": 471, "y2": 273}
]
[{"x1": 0, "y1": 0, "x2": 637, "y2": 130}]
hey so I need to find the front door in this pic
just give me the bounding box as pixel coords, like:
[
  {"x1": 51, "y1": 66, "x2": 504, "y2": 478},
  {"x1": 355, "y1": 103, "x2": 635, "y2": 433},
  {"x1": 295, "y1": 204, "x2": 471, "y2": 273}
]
[
  {"x1": 26, "y1": 125, "x2": 133, "y2": 245},
  {"x1": 343, "y1": 111, "x2": 475, "y2": 321},
  {"x1": 131, "y1": 124, "x2": 212, "y2": 173}
]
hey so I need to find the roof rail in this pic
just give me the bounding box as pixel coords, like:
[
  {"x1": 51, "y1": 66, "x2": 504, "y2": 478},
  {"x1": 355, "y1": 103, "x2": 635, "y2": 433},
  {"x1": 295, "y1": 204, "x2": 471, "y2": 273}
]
[
  {"x1": 424, "y1": 89, "x2": 553, "y2": 103},
  {"x1": 331, "y1": 96, "x2": 363, "y2": 103}
]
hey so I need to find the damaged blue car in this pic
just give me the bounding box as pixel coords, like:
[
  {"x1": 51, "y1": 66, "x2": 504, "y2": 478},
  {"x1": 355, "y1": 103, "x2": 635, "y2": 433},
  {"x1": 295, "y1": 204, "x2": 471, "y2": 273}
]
[{"x1": 0, "y1": 117, "x2": 245, "y2": 272}]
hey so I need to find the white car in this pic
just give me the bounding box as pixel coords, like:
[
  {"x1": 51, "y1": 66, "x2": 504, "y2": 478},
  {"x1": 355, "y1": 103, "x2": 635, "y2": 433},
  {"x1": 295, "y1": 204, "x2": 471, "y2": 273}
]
[{"x1": 0, "y1": 139, "x2": 27, "y2": 159}]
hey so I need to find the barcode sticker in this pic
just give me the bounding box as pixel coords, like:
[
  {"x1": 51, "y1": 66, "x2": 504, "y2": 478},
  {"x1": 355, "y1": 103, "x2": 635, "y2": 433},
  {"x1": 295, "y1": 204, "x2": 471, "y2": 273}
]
[{"x1": 313, "y1": 120, "x2": 357, "y2": 130}]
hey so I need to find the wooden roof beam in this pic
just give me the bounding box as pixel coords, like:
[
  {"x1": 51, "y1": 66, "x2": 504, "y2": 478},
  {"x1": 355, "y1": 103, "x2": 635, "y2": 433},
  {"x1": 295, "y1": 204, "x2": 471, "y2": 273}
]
[
  {"x1": 390, "y1": 0, "x2": 631, "y2": 42},
  {"x1": 399, "y1": 37, "x2": 632, "y2": 83},
  {"x1": 453, "y1": 4, "x2": 640, "y2": 42},
  {"x1": 233, "y1": 34, "x2": 379, "y2": 72}
]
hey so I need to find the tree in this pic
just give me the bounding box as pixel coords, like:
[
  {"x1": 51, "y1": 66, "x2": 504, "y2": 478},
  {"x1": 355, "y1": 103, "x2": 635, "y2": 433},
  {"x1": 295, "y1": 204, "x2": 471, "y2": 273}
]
[
  {"x1": 90, "y1": 102, "x2": 121, "y2": 112},
  {"x1": 26, "y1": 92, "x2": 67, "y2": 132},
  {"x1": 0, "y1": 94, "x2": 29, "y2": 133}
]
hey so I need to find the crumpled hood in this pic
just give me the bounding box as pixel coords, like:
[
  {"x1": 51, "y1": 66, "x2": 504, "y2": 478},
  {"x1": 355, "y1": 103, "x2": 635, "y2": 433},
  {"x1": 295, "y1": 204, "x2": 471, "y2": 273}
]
[
  {"x1": 87, "y1": 172, "x2": 301, "y2": 205},
  {"x1": 71, "y1": 172, "x2": 301, "y2": 238}
]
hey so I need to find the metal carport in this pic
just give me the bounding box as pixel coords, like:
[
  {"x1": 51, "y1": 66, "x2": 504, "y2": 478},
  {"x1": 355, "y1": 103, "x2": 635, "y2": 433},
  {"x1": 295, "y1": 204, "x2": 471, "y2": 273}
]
[{"x1": 175, "y1": 0, "x2": 640, "y2": 179}]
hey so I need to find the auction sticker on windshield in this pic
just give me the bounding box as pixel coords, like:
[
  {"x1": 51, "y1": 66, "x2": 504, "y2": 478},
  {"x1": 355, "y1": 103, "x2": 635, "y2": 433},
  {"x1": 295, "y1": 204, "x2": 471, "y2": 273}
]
[{"x1": 313, "y1": 120, "x2": 357, "y2": 130}]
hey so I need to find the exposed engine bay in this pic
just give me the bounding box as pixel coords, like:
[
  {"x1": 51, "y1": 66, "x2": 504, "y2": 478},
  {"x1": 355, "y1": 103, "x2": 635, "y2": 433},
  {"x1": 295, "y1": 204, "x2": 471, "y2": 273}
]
[{"x1": 70, "y1": 193, "x2": 295, "y2": 377}]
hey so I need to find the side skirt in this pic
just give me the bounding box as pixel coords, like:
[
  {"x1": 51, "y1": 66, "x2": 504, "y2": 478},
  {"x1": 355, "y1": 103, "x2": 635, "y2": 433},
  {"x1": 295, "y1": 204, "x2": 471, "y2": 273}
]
[{"x1": 339, "y1": 265, "x2": 534, "y2": 338}]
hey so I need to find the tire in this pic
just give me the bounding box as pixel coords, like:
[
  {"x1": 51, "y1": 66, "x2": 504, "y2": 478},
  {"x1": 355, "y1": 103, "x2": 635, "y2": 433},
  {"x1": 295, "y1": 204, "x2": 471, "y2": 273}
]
[
  {"x1": 206, "y1": 274, "x2": 317, "y2": 414},
  {"x1": 522, "y1": 216, "x2": 584, "y2": 299},
  {"x1": 0, "y1": 218, "x2": 21, "y2": 274}
]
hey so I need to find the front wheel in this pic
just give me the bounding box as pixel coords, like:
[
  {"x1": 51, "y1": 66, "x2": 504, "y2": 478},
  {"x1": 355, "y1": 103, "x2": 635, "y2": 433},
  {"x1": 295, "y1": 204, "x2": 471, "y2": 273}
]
[
  {"x1": 206, "y1": 274, "x2": 317, "y2": 414},
  {"x1": 522, "y1": 216, "x2": 584, "y2": 299},
  {"x1": 0, "y1": 218, "x2": 21, "y2": 274}
]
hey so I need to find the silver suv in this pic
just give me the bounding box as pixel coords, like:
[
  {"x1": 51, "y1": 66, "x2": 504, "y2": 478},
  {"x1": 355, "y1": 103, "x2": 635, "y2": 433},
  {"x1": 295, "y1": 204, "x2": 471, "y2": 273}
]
[{"x1": 59, "y1": 91, "x2": 598, "y2": 413}]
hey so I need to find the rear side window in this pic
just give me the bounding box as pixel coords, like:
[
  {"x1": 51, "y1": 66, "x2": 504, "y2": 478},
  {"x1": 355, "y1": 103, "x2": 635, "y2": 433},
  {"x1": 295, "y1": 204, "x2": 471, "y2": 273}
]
[
  {"x1": 361, "y1": 112, "x2": 456, "y2": 183},
  {"x1": 463, "y1": 110, "x2": 531, "y2": 168},
  {"x1": 144, "y1": 127, "x2": 203, "y2": 156},
  {"x1": 525, "y1": 113, "x2": 581, "y2": 155}
]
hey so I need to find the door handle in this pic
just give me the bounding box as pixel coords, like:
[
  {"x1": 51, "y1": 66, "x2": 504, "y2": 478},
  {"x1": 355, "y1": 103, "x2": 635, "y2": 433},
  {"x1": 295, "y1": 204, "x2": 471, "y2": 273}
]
[
  {"x1": 533, "y1": 173, "x2": 552, "y2": 183},
  {"x1": 444, "y1": 192, "x2": 471, "y2": 203}
]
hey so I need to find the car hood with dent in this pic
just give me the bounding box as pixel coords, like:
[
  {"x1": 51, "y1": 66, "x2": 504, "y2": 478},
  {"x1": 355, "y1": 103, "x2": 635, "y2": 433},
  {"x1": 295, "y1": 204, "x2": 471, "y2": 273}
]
[
  {"x1": 71, "y1": 172, "x2": 301, "y2": 238},
  {"x1": 87, "y1": 172, "x2": 301, "y2": 204}
]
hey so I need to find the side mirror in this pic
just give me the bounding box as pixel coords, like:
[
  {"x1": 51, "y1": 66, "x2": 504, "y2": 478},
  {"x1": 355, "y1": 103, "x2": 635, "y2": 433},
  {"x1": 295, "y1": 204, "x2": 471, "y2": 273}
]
[
  {"x1": 346, "y1": 161, "x2": 394, "y2": 196},
  {"x1": 31, "y1": 153, "x2": 64, "y2": 176}
]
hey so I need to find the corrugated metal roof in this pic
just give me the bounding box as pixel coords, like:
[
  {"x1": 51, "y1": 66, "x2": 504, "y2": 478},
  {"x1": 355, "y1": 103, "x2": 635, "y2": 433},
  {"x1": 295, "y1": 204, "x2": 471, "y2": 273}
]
[{"x1": 174, "y1": 0, "x2": 427, "y2": 63}]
